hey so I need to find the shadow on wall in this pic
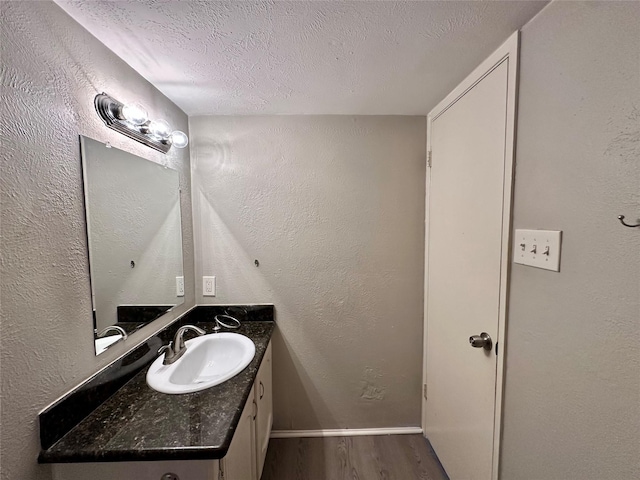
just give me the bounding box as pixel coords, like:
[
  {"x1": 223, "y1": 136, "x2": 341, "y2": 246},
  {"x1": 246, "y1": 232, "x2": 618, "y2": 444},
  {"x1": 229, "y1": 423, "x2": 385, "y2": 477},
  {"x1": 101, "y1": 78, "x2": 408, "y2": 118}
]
[
  {"x1": 272, "y1": 328, "x2": 334, "y2": 430},
  {"x1": 190, "y1": 115, "x2": 425, "y2": 433},
  {"x1": 195, "y1": 188, "x2": 273, "y2": 299},
  {"x1": 194, "y1": 162, "x2": 400, "y2": 431},
  {"x1": 196, "y1": 189, "x2": 339, "y2": 430}
]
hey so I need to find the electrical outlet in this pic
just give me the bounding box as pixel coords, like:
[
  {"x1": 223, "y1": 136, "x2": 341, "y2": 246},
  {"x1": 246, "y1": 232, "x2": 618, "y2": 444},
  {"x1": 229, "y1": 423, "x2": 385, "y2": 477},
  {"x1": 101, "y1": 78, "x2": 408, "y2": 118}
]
[
  {"x1": 203, "y1": 276, "x2": 216, "y2": 296},
  {"x1": 176, "y1": 276, "x2": 184, "y2": 297}
]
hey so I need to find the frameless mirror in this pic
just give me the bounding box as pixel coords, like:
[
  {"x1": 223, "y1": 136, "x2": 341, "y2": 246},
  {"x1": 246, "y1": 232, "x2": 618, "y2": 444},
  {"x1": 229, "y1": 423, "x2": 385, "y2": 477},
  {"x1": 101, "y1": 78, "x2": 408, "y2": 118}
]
[{"x1": 80, "y1": 136, "x2": 184, "y2": 355}]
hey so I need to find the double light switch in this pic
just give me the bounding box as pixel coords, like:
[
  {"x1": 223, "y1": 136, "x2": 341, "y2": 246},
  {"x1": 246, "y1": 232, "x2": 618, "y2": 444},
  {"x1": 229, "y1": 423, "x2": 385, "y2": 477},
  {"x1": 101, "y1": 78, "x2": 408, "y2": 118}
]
[{"x1": 513, "y1": 229, "x2": 562, "y2": 272}]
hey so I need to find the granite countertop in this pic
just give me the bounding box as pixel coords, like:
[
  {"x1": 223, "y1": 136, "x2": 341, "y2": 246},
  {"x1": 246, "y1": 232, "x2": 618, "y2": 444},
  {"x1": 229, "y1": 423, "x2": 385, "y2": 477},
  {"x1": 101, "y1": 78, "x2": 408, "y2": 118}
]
[{"x1": 39, "y1": 321, "x2": 274, "y2": 463}]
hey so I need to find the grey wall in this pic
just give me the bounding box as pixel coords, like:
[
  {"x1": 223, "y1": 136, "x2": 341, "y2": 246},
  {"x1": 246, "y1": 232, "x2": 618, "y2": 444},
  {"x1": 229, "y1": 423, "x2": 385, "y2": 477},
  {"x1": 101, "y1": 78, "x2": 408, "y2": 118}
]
[
  {"x1": 191, "y1": 116, "x2": 426, "y2": 430},
  {"x1": 502, "y1": 2, "x2": 640, "y2": 479},
  {"x1": 0, "y1": 2, "x2": 195, "y2": 480}
]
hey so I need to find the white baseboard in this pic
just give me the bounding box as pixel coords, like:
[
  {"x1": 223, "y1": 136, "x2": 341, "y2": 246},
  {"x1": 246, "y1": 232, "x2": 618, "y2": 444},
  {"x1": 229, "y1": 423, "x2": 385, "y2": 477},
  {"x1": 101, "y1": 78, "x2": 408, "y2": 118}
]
[{"x1": 270, "y1": 427, "x2": 423, "y2": 439}]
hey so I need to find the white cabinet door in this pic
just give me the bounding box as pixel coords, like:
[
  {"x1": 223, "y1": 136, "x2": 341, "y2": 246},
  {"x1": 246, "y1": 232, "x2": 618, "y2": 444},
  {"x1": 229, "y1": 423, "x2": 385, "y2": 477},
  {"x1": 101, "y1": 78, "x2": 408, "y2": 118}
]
[
  {"x1": 221, "y1": 385, "x2": 256, "y2": 480},
  {"x1": 52, "y1": 459, "x2": 218, "y2": 480},
  {"x1": 254, "y1": 341, "x2": 272, "y2": 479}
]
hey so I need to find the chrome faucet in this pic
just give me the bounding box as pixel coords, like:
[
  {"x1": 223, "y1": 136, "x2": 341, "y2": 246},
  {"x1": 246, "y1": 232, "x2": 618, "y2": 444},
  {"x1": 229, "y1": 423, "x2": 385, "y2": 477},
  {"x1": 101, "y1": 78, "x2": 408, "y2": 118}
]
[
  {"x1": 158, "y1": 325, "x2": 206, "y2": 365},
  {"x1": 96, "y1": 325, "x2": 128, "y2": 340}
]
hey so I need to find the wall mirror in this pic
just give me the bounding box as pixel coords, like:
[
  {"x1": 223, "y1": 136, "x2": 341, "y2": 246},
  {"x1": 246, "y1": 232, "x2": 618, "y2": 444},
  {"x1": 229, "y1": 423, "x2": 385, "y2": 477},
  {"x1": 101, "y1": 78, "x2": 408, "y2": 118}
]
[{"x1": 80, "y1": 136, "x2": 184, "y2": 355}]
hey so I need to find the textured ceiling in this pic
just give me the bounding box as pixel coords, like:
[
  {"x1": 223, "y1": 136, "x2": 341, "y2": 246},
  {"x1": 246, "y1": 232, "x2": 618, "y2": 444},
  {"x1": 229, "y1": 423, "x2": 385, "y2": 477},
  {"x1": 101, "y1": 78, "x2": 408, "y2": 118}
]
[{"x1": 54, "y1": 0, "x2": 548, "y2": 115}]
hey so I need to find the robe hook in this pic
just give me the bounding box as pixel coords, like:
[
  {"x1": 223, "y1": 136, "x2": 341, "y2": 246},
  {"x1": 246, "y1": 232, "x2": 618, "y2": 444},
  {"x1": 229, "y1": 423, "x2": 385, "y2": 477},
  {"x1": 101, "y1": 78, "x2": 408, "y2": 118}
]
[{"x1": 617, "y1": 215, "x2": 640, "y2": 228}]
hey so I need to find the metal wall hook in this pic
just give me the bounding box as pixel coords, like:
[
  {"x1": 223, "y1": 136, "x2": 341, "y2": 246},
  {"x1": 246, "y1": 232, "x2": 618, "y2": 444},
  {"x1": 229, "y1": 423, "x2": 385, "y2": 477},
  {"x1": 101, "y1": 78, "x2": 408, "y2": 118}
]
[{"x1": 617, "y1": 215, "x2": 640, "y2": 228}]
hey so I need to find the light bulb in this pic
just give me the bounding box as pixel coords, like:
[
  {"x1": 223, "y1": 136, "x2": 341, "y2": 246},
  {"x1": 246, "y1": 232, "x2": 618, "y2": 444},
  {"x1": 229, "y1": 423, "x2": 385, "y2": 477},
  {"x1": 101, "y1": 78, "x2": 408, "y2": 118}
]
[
  {"x1": 120, "y1": 102, "x2": 148, "y2": 126},
  {"x1": 148, "y1": 119, "x2": 171, "y2": 140},
  {"x1": 170, "y1": 130, "x2": 189, "y2": 148}
]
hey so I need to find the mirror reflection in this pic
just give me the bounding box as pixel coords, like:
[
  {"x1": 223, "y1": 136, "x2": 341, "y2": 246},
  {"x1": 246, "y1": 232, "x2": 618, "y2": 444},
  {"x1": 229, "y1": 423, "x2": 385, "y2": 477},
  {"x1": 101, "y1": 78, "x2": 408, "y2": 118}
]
[{"x1": 80, "y1": 136, "x2": 184, "y2": 355}]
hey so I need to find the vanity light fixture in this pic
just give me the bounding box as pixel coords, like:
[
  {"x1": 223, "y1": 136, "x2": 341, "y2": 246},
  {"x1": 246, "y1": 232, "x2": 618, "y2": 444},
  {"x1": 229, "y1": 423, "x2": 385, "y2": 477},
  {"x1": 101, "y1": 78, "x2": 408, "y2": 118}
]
[{"x1": 94, "y1": 93, "x2": 188, "y2": 153}]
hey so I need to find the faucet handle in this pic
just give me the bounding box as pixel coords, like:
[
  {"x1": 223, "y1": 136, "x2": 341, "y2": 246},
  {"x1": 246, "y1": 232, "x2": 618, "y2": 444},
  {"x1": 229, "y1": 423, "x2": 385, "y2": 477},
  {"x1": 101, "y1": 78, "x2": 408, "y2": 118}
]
[{"x1": 158, "y1": 341, "x2": 176, "y2": 364}]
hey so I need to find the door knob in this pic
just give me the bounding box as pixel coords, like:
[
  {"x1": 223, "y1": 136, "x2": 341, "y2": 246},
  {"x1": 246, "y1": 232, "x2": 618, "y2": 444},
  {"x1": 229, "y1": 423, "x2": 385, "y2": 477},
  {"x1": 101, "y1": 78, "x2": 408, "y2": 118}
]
[{"x1": 469, "y1": 332, "x2": 492, "y2": 351}]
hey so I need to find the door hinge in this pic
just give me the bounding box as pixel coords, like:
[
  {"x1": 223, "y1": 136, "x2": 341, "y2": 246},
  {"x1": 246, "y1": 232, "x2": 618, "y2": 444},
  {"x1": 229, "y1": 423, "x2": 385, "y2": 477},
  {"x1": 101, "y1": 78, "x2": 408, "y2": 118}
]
[
  {"x1": 423, "y1": 383, "x2": 428, "y2": 400},
  {"x1": 427, "y1": 150, "x2": 432, "y2": 168}
]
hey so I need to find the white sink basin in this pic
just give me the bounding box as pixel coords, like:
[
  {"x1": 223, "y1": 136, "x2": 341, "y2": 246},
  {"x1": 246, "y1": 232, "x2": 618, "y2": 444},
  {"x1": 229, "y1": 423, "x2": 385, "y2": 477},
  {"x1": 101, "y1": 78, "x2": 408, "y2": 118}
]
[{"x1": 146, "y1": 332, "x2": 255, "y2": 394}]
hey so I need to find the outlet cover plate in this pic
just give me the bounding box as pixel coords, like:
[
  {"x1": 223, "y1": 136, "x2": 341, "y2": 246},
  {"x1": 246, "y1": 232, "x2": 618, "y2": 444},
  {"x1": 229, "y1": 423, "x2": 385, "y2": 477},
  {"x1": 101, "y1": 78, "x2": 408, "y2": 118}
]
[
  {"x1": 513, "y1": 229, "x2": 562, "y2": 272},
  {"x1": 203, "y1": 276, "x2": 216, "y2": 296}
]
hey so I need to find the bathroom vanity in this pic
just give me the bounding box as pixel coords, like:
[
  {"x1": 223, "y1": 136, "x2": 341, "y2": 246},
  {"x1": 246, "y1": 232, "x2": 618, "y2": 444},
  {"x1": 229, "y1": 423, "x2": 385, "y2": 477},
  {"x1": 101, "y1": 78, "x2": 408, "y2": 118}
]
[{"x1": 39, "y1": 307, "x2": 274, "y2": 480}]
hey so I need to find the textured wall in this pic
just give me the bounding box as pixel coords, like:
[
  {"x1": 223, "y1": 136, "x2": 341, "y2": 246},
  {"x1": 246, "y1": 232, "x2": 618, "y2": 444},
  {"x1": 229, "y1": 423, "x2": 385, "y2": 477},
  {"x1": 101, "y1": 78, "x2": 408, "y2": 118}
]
[
  {"x1": 191, "y1": 116, "x2": 426, "y2": 430},
  {"x1": 82, "y1": 137, "x2": 184, "y2": 331},
  {"x1": 501, "y1": 2, "x2": 640, "y2": 479},
  {"x1": 0, "y1": 2, "x2": 194, "y2": 480}
]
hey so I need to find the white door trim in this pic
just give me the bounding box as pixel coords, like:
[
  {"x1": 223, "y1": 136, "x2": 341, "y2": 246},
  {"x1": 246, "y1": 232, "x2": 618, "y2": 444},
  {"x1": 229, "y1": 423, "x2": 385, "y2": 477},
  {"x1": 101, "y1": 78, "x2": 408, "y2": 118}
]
[{"x1": 422, "y1": 31, "x2": 519, "y2": 480}]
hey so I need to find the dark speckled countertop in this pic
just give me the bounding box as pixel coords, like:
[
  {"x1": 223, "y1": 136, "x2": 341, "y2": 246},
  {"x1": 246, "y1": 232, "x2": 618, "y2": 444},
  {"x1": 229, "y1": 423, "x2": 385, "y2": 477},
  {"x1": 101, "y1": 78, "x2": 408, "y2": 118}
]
[{"x1": 39, "y1": 320, "x2": 274, "y2": 463}]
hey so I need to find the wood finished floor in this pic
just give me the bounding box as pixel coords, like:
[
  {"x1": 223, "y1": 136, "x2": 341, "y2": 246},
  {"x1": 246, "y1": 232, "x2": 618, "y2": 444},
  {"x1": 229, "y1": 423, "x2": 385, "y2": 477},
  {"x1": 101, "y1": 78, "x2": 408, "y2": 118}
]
[{"x1": 260, "y1": 434, "x2": 449, "y2": 480}]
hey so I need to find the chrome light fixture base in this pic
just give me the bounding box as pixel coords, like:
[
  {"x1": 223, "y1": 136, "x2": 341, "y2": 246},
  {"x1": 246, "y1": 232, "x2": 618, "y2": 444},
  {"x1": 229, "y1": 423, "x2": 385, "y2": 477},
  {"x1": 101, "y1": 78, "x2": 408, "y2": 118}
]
[{"x1": 94, "y1": 93, "x2": 171, "y2": 154}]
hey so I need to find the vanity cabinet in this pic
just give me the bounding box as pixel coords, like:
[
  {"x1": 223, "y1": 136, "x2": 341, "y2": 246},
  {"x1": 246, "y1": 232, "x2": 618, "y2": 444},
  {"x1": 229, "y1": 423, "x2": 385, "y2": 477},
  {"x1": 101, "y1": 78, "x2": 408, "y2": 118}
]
[
  {"x1": 220, "y1": 385, "x2": 256, "y2": 480},
  {"x1": 52, "y1": 460, "x2": 219, "y2": 480},
  {"x1": 51, "y1": 340, "x2": 272, "y2": 480},
  {"x1": 226, "y1": 340, "x2": 272, "y2": 480},
  {"x1": 254, "y1": 341, "x2": 273, "y2": 478}
]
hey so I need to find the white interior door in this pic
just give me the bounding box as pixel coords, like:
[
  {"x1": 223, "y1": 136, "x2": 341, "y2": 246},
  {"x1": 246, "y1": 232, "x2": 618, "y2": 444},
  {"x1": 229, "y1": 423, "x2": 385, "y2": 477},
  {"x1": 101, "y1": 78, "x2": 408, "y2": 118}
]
[{"x1": 423, "y1": 33, "x2": 518, "y2": 480}]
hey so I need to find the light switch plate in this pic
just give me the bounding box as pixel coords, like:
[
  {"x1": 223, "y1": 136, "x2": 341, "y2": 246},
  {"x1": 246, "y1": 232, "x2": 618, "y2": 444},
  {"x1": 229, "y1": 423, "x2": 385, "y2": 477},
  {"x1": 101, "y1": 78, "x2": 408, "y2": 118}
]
[
  {"x1": 203, "y1": 276, "x2": 216, "y2": 296},
  {"x1": 176, "y1": 276, "x2": 184, "y2": 297},
  {"x1": 513, "y1": 229, "x2": 562, "y2": 272}
]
